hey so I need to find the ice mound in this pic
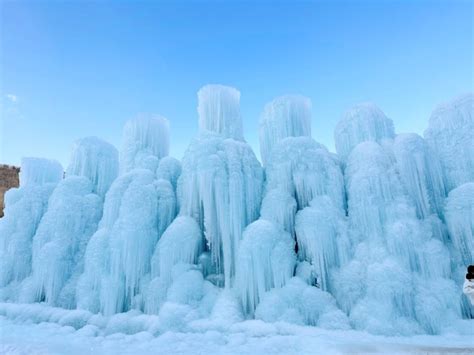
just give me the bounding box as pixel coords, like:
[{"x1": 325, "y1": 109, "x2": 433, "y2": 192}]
[
  {"x1": 19, "y1": 157, "x2": 63, "y2": 187},
  {"x1": 120, "y1": 114, "x2": 170, "y2": 174},
  {"x1": 66, "y1": 136, "x2": 119, "y2": 197},
  {"x1": 424, "y1": 94, "x2": 474, "y2": 191},
  {"x1": 255, "y1": 277, "x2": 350, "y2": 329},
  {"x1": 334, "y1": 103, "x2": 395, "y2": 161},
  {"x1": 197, "y1": 84, "x2": 243, "y2": 140},
  {"x1": 235, "y1": 219, "x2": 295, "y2": 316},
  {"x1": 393, "y1": 133, "x2": 446, "y2": 219},
  {"x1": 259, "y1": 95, "x2": 311, "y2": 166},
  {"x1": 0, "y1": 158, "x2": 63, "y2": 294},
  {"x1": 265, "y1": 137, "x2": 345, "y2": 210}
]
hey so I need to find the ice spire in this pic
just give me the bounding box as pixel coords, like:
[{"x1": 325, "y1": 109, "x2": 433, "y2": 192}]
[
  {"x1": 424, "y1": 94, "x2": 474, "y2": 192},
  {"x1": 197, "y1": 84, "x2": 243, "y2": 140},
  {"x1": 178, "y1": 84, "x2": 264, "y2": 288},
  {"x1": 334, "y1": 103, "x2": 395, "y2": 161},
  {"x1": 259, "y1": 95, "x2": 312, "y2": 166},
  {"x1": 120, "y1": 114, "x2": 170, "y2": 174}
]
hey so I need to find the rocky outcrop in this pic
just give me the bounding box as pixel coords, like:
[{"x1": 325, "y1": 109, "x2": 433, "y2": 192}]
[{"x1": 0, "y1": 164, "x2": 20, "y2": 217}]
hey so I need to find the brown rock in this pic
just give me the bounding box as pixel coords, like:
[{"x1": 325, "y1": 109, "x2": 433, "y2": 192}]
[{"x1": 0, "y1": 164, "x2": 20, "y2": 218}]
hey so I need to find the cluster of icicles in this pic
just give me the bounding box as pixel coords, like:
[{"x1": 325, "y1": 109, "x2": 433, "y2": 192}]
[{"x1": 0, "y1": 85, "x2": 473, "y2": 336}]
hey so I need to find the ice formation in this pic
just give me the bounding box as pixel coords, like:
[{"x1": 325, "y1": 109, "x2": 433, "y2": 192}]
[
  {"x1": 198, "y1": 84, "x2": 243, "y2": 140},
  {"x1": 259, "y1": 95, "x2": 311, "y2": 166},
  {"x1": 120, "y1": 114, "x2": 170, "y2": 174},
  {"x1": 334, "y1": 103, "x2": 395, "y2": 161},
  {"x1": 0, "y1": 88, "x2": 473, "y2": 337},
  {"x1": 77, "y1": 115, "x2": 176, "y2": 315},
  {"x1": 392, "y1": 133, "x2": 446, "y2": 219},
  {"x1": 235, "y1": 219, "x2": 295, "y2": 316},
  {"x1": 0, "y1": 158, "x2": 63, "y2": 296},
  {"x1": 424, "y1": 94, "x2": 474, "y2": 191},
  {"x1": 67, "y1": 136, "x2": 119, "y2": 197},
  {"x1": 178, "y1": 85, "x2": 264, "y2": 288}
]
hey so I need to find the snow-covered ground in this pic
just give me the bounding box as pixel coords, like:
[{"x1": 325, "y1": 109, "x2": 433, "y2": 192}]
[{"x1": 1, "y1": 311, "x2": 473, "y2": 355}]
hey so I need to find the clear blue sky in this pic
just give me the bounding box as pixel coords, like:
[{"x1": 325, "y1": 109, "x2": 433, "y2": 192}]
[{"x1": 1, "y1": 0, "x2": 472, "y2": 167}]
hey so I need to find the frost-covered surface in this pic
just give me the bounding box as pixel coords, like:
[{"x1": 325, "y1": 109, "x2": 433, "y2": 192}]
[
  {"x1": 334, "y1": 103, "x2": 395, "y2": 161},
  {"x1": 259, "y1": 95, "x2": 311, "y2": 166},
  {"x1": 424, "y1": 94, "x2": 474, "y2": 191},
  {"x1": 0, "y1": 88, "x2": 473, "y2": 347}
]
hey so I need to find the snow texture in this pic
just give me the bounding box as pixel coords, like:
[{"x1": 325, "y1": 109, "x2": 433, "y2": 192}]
[
  {"x1": 19, "y1": 157, "x2": 63, "y2": 187},
  {"x1": 259, "y1": 95, "x2": 311, "y2": 166}
]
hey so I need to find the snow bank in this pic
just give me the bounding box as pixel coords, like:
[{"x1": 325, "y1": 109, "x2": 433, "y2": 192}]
[
  {"x1": 66, "y1": 136, "x2": 119, "y2": 197},
  {"x1": 259, "y1": 95, "x2": 311, "y2": 166},
  {"x1": 334, "y1": 103, "x2": 395, "y2": 161},
  {"x1": 198, "y1": 84, "x2": 243, "y2": 140},
  {"x1": 424, "y1": 94, "x2": 474, "y2": 191}
]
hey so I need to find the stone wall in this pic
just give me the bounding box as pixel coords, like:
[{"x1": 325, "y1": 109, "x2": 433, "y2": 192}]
[{"x1": 0, "y1": 164, "x2": 20, "y2": 217}]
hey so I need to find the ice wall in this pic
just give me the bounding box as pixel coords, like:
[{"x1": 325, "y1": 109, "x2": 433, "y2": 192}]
[
  {"x1": 120, "y1": 114, "x2": 170, "y2": 174},
  {"x1": 0, "y1": 158, "x2": 63, "y2": 296},
  {"x1": 67, "y1": 136, "x2": 119, "y2": 197},
  {"x1": 259, "y1": 95, "x2": 311, "y2": 166},
  {"x1": 424, "y1": 94, "x2": 474, "y2": 191},
  {"x1": 198, "y1": 84, "x2": 243, "y2": 140},
  {"x1": 179, "y1": 85, "x2": 264, "y2": 288},
  {"x1": 334, "y1": 103, "x2": 395, "y2": 161}
]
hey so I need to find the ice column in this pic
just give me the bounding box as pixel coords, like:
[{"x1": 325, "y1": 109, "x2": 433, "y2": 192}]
[
  {"x1": 259, "y1": 95, "x2": 311, "y2": 166},
  {"x1": 178, "y1": 84, "x2": 264, "y2": 288},
  {"x1": 424, "y1": 94, "x2": 474, "y2": 192},
  {"x1": 334, "y1": 103, "x2": 395, "y2": 161}
]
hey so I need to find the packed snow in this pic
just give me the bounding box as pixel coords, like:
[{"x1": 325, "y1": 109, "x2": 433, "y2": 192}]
[{"x1": 0, "y1": 86, "x2": 473, "y2": 353}]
